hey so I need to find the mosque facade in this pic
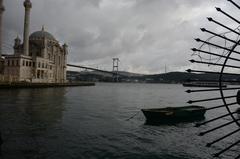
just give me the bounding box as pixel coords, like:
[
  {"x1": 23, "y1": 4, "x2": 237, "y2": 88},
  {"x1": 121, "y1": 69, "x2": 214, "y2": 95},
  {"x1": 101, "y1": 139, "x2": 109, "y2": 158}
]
[{"x1": 0, "y1": 0, "x2": 68, "y2": 83}]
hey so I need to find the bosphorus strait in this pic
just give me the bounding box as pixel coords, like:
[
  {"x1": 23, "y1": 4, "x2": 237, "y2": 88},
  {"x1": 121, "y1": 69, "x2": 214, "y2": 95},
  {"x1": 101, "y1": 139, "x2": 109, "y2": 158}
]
[{"x1": 0, "y1": 83, "x2": 238, "y2": 159}]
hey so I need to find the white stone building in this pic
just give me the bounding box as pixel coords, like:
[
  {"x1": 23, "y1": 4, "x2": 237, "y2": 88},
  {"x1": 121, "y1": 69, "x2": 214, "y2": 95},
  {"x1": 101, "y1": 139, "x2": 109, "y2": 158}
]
[{"x1": 0, "y1": 0, "x2": 68, "y2": 83}]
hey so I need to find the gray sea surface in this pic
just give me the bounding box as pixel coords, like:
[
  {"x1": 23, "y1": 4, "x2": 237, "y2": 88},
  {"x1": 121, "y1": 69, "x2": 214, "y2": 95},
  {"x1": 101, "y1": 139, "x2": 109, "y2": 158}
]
[{"x1": 0, "y1": 83, "x2": 239, "y2": 159}]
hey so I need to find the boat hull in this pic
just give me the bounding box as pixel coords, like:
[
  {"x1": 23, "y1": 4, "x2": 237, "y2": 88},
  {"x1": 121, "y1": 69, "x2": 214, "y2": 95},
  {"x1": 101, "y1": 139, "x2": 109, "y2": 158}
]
[{"x1": 141, "y1": 106, "x2": 206, "y2": 124}]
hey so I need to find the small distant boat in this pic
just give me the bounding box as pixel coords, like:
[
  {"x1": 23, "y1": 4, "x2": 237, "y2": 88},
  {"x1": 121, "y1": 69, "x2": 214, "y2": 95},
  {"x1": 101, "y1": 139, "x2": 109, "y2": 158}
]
[
  {"x1": 182, "y1": 82, "x2": 227, "y2": 88},
  {"x1": 141, "y1": 106, "x2": 206, "y2": 124}
]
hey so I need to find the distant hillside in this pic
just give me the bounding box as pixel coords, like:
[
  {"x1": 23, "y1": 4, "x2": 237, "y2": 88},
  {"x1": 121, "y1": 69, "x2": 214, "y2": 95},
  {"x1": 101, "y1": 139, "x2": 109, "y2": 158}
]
[
  {"x1": 67, "y1": 70, "x2": 143, "y2": 77},
  {"x1": 117, "y1": 71, "x2": 143, "y2": 77},
  {"x1": 143, "y1": 72, "x2": 191, "y2": 83},
  {"x1": 67, "y1": 70, "x2": 240, "y2": 83}
]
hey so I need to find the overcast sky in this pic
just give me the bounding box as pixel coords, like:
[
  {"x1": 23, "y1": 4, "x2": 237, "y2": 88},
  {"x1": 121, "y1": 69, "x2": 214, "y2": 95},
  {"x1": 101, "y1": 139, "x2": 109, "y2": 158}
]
[{"x1": 2, "y1": 0, "x2": 239, "y2": 74}]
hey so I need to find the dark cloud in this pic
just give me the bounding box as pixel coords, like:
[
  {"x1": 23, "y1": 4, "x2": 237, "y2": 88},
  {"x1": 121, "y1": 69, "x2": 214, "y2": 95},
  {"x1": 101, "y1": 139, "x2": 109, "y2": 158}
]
[{"x1": 2, "y1": 0, "x2": 237, "y2": 73}]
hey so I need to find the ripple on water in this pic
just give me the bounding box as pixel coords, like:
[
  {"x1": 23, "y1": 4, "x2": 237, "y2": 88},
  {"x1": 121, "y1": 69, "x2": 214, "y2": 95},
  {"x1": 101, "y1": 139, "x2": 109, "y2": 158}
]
[{"x1": 0, "y1": 83, "x2": 239, "y2": 159}]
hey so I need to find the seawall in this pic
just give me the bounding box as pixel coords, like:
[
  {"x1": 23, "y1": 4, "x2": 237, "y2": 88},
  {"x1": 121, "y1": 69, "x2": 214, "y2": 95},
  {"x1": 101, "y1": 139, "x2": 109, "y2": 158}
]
[{"x1": 0, "y1": 82, "x2": 95, "y2": 89}]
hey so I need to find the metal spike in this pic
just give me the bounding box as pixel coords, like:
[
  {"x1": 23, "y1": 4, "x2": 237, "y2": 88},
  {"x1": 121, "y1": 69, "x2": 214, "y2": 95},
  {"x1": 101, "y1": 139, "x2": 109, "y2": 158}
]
[
  {"x1": 191, "y1": 48, "x2": 240, "y2": 62},
  {"x1": 205, "y1": 102, "x2": 237, "y2": 111},
  {"x1": 195, "y1": 111, "x2": 238, "y2": 127},
  {"x1": 200, "y1": 28, "x2": 206, "y2": 32},
  {"x1": 214, "y1": 139, "x2": 240, "y2": 157},
  {"x1": 207, "y1": 17, "x2": 240, "y2": 36},
  {"x1": 199, "y1": 118, "x2": 240, "y2": 136},
  {"x1": 199, "y1": 28, "x2": 237, "y2": 44},
  {"x1": 216, "y1": 7, "x2": 240, "y2": 25},
  {"x1": 188, "y1": 95, "x2": 236, "y2": 104},
  {"x1": 227, "y1": 0, "x2": 240, "y2": 10},
  {"x1": 207, "y1": 17, "x2": 213, "y2": 21},
  {"x1": 189, "y1": 59, "x2": 195, "y2": 63},
  {"x1": 206, "y1": 128, "x2": 240, "y2": 147},
  {"x1": 215, "y1": 7, "x2": 222, "y2": 12},
  {"x1": 187, "y1": 79, "x2": 240, "y2": 83},
  {"x1": 195, "y1": 38, "x2": 240, "y2": 54},
  {"x1": 191, "y1": 59, "x2": 240, "y2": 69},
  {"x1": 187, "y1": 87, "x2": 240, "y2": 93}
]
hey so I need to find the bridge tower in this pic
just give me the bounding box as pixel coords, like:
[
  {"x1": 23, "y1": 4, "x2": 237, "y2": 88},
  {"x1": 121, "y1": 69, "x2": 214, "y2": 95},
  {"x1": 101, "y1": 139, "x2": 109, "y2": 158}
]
[{"x1": 112, "y1": 58, "x2": 120, "y2": 82}]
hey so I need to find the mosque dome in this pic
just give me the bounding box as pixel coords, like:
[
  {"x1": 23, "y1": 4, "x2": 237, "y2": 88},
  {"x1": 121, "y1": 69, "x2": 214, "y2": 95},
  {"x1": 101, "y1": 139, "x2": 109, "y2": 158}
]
[{"x1": 29, "y1": 26, "x2": 56, "y2": 41}]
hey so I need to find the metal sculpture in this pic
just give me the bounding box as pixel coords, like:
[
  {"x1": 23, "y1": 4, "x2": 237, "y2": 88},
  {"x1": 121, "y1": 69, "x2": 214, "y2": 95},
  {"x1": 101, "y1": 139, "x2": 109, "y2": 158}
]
[{"x1": 187, "y1": 0, "x2": 240, "y2": 158}]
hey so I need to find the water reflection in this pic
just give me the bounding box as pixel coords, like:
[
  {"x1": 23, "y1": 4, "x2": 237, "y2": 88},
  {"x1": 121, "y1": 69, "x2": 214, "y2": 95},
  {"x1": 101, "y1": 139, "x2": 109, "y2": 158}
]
[{"x1": 0, "y1": 88, "x2": 67, "y2": 158}]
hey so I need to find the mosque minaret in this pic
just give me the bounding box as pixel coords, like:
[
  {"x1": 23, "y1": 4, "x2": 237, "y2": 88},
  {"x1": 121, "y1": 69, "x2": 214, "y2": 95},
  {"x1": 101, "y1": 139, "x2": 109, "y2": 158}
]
[
  {"x1": 23, "y1": 0, "x2": 32, "y2": 56},
  {"x1": 0, "y1": 0, "x2": 4, "y2": 58}
]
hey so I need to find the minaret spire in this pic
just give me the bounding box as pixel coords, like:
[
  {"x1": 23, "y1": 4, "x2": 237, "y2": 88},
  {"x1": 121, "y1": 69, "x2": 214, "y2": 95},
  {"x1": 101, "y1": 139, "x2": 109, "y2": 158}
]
[
  {"x1": 42, "y1": 25, "x2": 45, "y2": 31},
  {"x1": 0, "y1": 0, "x2": 5, "y2": 58},
  {"x1": 23, "y1": 0, "x2": 32, "y2": 56}
]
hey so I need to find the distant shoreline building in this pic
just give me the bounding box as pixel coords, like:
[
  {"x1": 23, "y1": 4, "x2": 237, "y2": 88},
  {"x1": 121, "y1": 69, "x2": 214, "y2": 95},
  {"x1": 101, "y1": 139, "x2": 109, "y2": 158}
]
[{"x1": 0, "y1": 0, "x2": 68, "y2": 83}]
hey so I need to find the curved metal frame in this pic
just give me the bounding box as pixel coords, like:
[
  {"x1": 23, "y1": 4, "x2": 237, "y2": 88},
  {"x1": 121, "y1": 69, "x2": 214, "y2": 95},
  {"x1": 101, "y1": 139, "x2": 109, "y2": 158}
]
[
  {"x1": 187, "y1": 1, "x2": 240, "y2": 158},
  {"x1": 219, "y1": 40, "x2": 240, "y2": 128}
]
